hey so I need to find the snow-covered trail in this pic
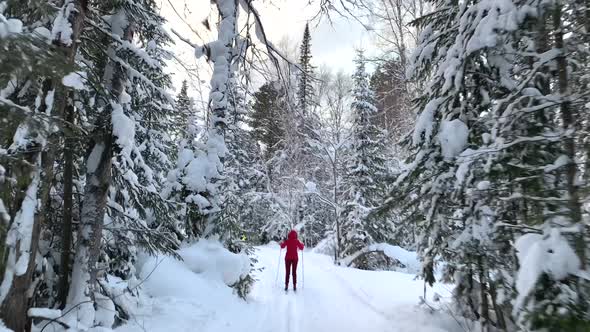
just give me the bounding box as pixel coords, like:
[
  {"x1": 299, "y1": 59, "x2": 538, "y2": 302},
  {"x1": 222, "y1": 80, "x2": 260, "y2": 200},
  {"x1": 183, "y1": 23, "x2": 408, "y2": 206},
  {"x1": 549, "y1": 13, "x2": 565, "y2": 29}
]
[
  {"x1": 249, "y1": 246, "x2": 457, "y2": 332},
  {"x1": 117, "y1": 244, "x2": 461, "y2": 332}
]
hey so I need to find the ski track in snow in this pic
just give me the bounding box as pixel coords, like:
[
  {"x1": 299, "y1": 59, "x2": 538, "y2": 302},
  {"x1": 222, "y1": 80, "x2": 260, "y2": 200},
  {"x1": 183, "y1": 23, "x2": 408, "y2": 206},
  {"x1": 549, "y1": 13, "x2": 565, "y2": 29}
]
[{"x1": 117, "y1": 245, "x2": 461, "y2": 332}]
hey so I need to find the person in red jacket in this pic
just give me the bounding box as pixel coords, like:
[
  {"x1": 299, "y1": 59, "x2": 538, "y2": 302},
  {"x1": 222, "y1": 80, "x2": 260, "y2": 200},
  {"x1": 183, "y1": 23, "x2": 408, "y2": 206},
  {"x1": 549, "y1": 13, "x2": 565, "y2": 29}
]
[{"x1": 280, "y1": 230, "x2": 304, "y2": 291}]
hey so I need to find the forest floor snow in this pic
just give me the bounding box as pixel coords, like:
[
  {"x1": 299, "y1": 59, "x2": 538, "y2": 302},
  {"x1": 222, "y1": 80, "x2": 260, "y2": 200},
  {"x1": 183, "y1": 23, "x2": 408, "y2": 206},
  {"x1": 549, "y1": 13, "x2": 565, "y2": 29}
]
[{"x1": 115, "y1": 243, "x2": 463, "y2": 332}]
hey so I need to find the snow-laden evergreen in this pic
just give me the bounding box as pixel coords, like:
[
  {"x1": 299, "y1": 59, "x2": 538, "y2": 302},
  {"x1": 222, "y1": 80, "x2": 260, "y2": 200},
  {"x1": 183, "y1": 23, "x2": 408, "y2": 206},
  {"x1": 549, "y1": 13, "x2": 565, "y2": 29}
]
[
  {"x1": 385, "y1": 0, "x2": 590, "y2": 329},
  {"x1": 297, "y1": 23, "x2": 315, "y2": 119},
  {"x1": 341, "y1": 51, "x2": 390, "y2": 269},
  {"x1": 1, "y1": 0, "x2": 589, "y2": 331}
]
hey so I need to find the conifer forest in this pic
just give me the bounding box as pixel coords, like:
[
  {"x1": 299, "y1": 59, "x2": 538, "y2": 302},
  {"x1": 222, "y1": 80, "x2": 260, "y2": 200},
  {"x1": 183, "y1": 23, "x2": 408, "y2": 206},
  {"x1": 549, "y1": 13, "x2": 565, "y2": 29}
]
[{"x1": 0, "y1": 0, "x2": 589, "y2": 331}]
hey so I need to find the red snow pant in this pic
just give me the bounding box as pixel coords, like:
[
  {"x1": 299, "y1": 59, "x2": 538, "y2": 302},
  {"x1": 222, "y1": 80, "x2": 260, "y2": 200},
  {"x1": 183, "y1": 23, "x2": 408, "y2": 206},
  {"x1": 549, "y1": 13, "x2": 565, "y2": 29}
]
[{"x1": 285, "y1": 259, "x2": 298, "y2": 289}]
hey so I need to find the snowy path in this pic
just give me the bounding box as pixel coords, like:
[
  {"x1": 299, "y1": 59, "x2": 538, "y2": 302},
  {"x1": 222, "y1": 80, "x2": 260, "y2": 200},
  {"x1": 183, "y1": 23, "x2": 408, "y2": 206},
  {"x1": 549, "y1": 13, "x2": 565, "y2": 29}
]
[
  {"x1": 249, "y1": 246, "x2": 457, "y2": 332},
  {"x1": 118, "y1": 245, "x2": 461, "y2": 332},
  {"x1": 251, "y1": 247, "x2": 393, "y2": 332}
]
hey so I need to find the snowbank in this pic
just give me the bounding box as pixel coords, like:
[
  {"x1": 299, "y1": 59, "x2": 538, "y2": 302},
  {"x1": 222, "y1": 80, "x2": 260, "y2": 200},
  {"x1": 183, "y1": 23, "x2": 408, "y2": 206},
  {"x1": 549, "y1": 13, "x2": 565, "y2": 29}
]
[
  {"x1": 343, "y1": 243, "x2": 421, "y2": 274},
  {"x1": 117, "y1": 240, "x2": 256, "y2": 332},
  {"x1": 177, "y1": 239, "x2": 250, "y2": 286},
  {"x1": 0, "y1": 320, "x2": 13, "y2": 332},
  {"x1": 29, "y1": 239, "x2": 252, "y2": 331},
  {"x1": 313, "y1": 236, "x2": 336, "y2": 255},
  {"x1": 138, "y1": 239, "x2": 250, "y2": 300}
]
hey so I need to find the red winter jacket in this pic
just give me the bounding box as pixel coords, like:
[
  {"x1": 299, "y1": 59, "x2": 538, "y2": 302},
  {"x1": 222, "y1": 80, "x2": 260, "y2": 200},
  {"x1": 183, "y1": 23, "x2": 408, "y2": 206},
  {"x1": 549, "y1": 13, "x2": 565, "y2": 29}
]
[{"x1": 280, "y1": 230, "x2": 304, "y2": 260}]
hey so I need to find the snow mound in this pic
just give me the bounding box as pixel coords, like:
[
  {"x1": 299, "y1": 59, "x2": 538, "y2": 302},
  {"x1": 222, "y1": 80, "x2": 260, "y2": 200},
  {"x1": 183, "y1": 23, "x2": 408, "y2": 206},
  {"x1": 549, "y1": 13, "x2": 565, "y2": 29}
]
[
  {"x1": 111, "y1": 103, "x2": 135, "y2": 158},
  {"x1": 0, "y1": 320, "x2": 13, "y2": 332},
  {"x1": 343, "y1": 243, "x2": 421, "y2": 274},
  {"x1": 313, "y1": 236, "x2": 336, "y2": 255},
  {"x1": 117, "y1": 240, "x2": 255, "y2": 332},
  {"x1": 138, "y1": 239, "x2": 249, "y2": 300},
  {"x1": 304, "y1": 181, "x2": 318, "y2": 193},
  {"x1": 544, "y1": 154, "x2": 570, "y2": 173},
  {"x1": 178, "y1": 239, "x2": 250, "y2": 286},
  {"x1": 0, "y1": 18, "x2": 22, "y2": 38}
]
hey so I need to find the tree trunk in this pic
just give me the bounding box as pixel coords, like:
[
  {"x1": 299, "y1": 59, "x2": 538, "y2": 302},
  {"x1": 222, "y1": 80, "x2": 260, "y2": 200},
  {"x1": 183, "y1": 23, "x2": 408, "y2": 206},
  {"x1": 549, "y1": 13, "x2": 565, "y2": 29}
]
[
  {"x1": 553, "y1": 3, "x2": 586, "y2": 268},
  {"x1": 58, "y1": 104, "x2": 75, "y2": 308},
  {"x1": 66, "y1": 11, "x2": 134, "y2": 327},
  {"x1": 202, "y1": 0, "x2": 237, "y2": 227},
  {"x1": 0, "y1": 167, "x2": 41, "y2": 332},
  {"x1": 66, "y1": 138, "x2": 112, "y2": 327},
  {"x1": 478, "y1": 258, "x2": 489, "y2": 332},
  {"x1": 488, "y1": 272, "x2": 507, "y2": 331},
  {"x1": 332, "y1": 153, "x2": 341, "y2": 262}
]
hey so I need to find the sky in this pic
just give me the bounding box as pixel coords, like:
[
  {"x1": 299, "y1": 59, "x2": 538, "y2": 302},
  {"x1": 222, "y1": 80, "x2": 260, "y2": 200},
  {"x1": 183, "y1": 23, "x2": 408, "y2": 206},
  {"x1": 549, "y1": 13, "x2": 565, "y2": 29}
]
[{"x1": 159, "y1": 0, "x2": 372, "y2": 94}]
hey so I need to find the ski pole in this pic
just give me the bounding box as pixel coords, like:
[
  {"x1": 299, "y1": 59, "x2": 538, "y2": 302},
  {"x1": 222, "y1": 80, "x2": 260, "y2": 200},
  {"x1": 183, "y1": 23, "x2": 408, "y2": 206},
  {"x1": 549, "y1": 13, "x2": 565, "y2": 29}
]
[
  {"x1": 301, "y1": 249, "x2": 304, "y2": 290},
  {"x1": 275, "y1": 248, "x2": 282, "y2": 288}
]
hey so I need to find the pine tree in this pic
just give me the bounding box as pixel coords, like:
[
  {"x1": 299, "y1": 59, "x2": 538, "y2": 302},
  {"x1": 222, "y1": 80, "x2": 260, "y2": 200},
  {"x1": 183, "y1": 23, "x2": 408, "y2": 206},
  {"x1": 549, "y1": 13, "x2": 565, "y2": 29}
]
[
  {"x1": 341, "y1": 51, "x2": 390, "y2": 269},
  {"x1": 297, "y1": 23, "x2": 315, "y2": 119},
  {"x1": 172, "y1": 80, "x2": 198, "y2": 142},
  {"x1": 211, "y1": 72, "x2": 266, "y2": 298},
  {"x1": 249, "y1": 81, "x2": 286, "y2": 160},
  {"x1": 105, "y1": 0, "x2": 181, "y2": 286},
  {"x1": 0, "y1": 1, "x2": 88, "y2": 329},
  {"x1": 291, "y1": 23, "x2": 326, "y2": 241},
  {"x1": 63, "y1": 0, "x2": 181, "y2": 325},
  {"x1": 383, "y1": 1, "x2": 521, "y2": 327},
  {"x1": 505, "y1": 1, "x2": 589, "y2": 329},
  {"x1": 386, "y1": 0, "x2": 590, "y2": 329}
]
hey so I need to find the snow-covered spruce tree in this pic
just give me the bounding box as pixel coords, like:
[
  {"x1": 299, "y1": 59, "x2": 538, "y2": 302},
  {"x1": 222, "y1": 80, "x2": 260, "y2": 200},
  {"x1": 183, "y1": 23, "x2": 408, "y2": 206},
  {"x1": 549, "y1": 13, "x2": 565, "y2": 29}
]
[
  {"x1": 504, "y1": 1, "x2": 590, "y2": 329},
  {"x1": 0, "y1": 0, "x2": 88, "y2": 329},
  {"x1": 340, "y1": 51, "x2": 390, "y2": 269},
  {"x1": 174, "y1": 80, "x2": 191, "y2": 131},
  {"x1": 289, "y1": 23, "x2": 328, "y2": 244},
  {"x1": 388, "y1": 1, "x2": 505, "y2": 324},
  {"x1": 385, "y1": 0, "x2": 590, "y2": 329},
  {"x1": 297, "y1": 23, "x2": 314, "y2": 119},
  {"x1": 382, "y1": 1, "x2": 527, "y2": 328},
  {"x1": 65, "y1": 4, "x2": 133, "y2": 328},
  {"x1": 64, "y1": 0, "x2": 180, "y2": 326},
  {"x1": 440, "y1": 2, "x2": 590, "y2": 329},
  {"x1": 105, "y1": 0, "x2": 181, "y2": 290},
  {"x1": 171, "y1": 79, "x2": 199, "y2": 145},
  {"x1": 210, "y1": 68, "x2": 266, "y2": 298},
  {"x1": 163, "y1": 83, "x2": 204, "y2": 239}
]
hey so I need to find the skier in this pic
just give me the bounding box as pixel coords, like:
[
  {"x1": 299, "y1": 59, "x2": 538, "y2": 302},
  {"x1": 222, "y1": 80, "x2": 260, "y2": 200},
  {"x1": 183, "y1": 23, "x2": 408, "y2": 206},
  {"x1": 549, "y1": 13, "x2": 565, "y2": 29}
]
[{"x1": 280, "y1": 230, "x2": 304, "y2": 291}]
